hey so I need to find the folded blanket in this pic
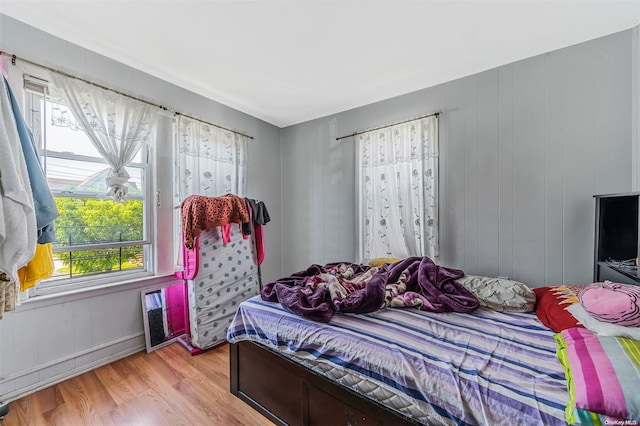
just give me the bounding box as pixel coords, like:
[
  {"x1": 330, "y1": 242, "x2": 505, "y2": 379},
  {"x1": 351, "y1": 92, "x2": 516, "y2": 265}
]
[{"x1": 555, "y1": 327, "x2": 640, "y2": 423}]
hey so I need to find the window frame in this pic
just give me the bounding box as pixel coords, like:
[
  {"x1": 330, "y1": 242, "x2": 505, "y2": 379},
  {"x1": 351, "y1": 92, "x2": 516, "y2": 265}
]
[
  {"x1": 24, "y1": 77, "x2": 156, "y2": 296},
  {"x1": 355, "y1": 116, "x2": 439, "y2": 263}
]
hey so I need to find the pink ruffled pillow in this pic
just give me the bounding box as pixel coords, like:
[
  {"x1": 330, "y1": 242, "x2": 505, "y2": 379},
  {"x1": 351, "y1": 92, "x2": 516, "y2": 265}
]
[{"x1": 579, "y1": 281, "x2": 640, "y2": 327}]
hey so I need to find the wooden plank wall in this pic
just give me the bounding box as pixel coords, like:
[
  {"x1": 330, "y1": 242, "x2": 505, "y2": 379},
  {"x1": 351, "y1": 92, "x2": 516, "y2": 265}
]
[{"x1": 281, "y1": 29, "x2": 633, "y2": 287}]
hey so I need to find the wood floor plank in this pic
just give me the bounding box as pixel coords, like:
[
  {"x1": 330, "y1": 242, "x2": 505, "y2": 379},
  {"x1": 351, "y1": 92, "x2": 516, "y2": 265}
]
[
  {"x1": 125, "y1": 387, "x2": 193, "y2": 426},
  {"x1": 33, "y1": 385, "x2": 65, "y2": 415},
  {"x1": 93, "y1": 362, "x2": 143, "y2": 406},
  {"x1": 1, "y1": 343, "x2": 273, "y2": 426},
  {"x1": 73, "y1": 371, "x2": 118, "y2": 416},
  {"x1": 41, "y1": 402, "x2": 103, "y2": 426},
  {"x1": 131, "y1": 351, "x2": 215, "y2": 424},
  {"x1": 52, "y1": 374, "x2": 107, "y2": 426},
  {"x1": 106, "y1": 352, "x2": 151, "y2": 396},
  {"x1": 3, "y1": 396, "x2": 48, "y2": 426}
]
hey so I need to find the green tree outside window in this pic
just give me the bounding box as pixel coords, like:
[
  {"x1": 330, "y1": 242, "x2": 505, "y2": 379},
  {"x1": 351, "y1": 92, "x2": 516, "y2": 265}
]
[{"x1": 54, "y1": 197, "x2": 144, "y2": 275}]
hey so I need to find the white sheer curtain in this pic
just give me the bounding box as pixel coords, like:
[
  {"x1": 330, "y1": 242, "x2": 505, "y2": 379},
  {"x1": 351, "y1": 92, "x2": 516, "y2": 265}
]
[
  {"x1": 357, "y1": 115, "x2": 439, "y2": 262},
  {"x1": 50, "y1": 74, "x2": 155, "y2": 202},
  {"x1": 175, "y1": 116, "x2": 247, "y2": 200},
  {"x1": 173, "y1": 116, "x2": 248, "y2": 272}
]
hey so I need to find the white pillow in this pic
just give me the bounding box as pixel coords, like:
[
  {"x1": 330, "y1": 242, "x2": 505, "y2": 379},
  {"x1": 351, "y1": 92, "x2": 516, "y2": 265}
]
[
  {"x1": 457, "y1": 275, "x2": 535, "y2": 312},
  {"x1": 567, "y1": 303, "x2": 640, "y2": 340}
]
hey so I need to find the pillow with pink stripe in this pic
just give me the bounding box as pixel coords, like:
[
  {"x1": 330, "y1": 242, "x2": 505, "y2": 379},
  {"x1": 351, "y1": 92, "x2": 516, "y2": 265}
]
[
  {"x1": 555, "y1": 327, "x2": 640, "y2": 423},
  {"x1": 579, "y1": 281, "x2": 640, "y2": 327}
]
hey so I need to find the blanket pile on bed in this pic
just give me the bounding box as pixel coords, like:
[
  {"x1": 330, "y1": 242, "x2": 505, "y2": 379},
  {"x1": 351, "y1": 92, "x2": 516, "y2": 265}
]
[{"x1": 261, "y1": 256, "x2": 479, "y2": 322}]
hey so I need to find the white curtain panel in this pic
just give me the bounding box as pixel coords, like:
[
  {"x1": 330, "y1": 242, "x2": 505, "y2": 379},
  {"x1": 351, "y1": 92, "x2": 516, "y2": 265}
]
[
  {"x1": 173, "y1": 116, "x2": 248, "y2": 272},
  {"x1": 175, "y1": 116, "x2": 247, "y2": 200},
  {"x1": 50, "y1": 74, "x2": 155, "y2": 202},
  {"x1": 357, "y1": 115, "x2": 438, "y2": 262}
]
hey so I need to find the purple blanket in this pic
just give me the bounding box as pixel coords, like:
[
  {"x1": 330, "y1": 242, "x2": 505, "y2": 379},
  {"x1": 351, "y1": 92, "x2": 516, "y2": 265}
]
[{"x1": 261, "y1": 257, "x2": 479, "y2": 322}]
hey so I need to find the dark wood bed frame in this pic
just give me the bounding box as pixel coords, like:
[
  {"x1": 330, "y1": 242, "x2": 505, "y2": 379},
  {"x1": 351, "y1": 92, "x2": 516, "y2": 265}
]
[{"x1": 229, "y1": 341, "x2": 419, "y2": 425}]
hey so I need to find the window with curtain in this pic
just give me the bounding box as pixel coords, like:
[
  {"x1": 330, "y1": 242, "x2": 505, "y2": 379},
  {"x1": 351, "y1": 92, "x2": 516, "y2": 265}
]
[
  {"x1": 175, "y1": 115, "x2": 248, "y2": 201},
  {"x1": 24, "y1": 76, "x2": 155, "y2": 293},
  {"x1": 173, "y1": 116, "x2": 248, "y2": 270},
  {"x1": 357, "y1": 115, "x2": 439, "y2": 263}
]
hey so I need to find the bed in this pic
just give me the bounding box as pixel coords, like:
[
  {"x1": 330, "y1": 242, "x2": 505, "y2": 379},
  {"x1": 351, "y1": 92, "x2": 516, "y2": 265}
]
[{"x1": 227, "y1": 259, "x2": 640, "y2": 425}]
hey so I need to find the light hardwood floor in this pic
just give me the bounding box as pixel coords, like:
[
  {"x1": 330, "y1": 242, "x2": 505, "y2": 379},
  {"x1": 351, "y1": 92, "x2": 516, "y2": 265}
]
[{"x1": 2, "y1": 343, "x2": 274, "y2": 426}]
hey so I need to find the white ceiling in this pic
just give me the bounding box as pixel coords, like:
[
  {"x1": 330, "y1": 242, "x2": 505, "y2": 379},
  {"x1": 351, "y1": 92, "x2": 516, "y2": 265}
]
[{"x1": 1, "y1": 1, "x2": 640, "y2": 128}]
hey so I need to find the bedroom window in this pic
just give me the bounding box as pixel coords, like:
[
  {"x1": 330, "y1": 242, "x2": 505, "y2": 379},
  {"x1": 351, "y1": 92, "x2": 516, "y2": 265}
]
[
  {"x1": 356, "y1": 115, "x2": 439, "y2": 263},
  {"x1": 175, "y1": 115, "x2": 248, "y2": 199},
  {"x1": 24, "y1": 78, "x2": 154, "y2": 294},
  {"x1": 174, "y1": 115, "x2": 249, "y2": 269}
]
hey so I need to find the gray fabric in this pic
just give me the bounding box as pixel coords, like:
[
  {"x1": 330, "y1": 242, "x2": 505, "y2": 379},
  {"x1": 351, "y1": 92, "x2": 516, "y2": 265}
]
[
  {"x1": 457, "y1": 274, "x2": 535, "y2": 312},
  {"x1": 247, "y1": 198, "x2": 270, "y2": 225},
  {"x1": 4, "y1": 77, "x2": 59, "y2": 243}
]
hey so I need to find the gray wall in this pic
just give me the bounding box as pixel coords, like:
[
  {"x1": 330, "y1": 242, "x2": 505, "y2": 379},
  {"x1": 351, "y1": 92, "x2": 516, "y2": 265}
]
[
  {"x1": 0, "y1": 13, "x2": 283, "y2": 404},
  {"x1": 282, "y1": 29, "x2": 633, "y2": 287}
]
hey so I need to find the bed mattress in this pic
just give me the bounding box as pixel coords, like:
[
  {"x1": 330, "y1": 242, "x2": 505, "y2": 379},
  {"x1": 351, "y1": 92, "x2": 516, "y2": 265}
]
[
  {"x1": 188, "y1": 225, "x2": 259, "y2": 349},
  {"x1": 227, "y1": 296, "x2": 571, "y2": 425}
]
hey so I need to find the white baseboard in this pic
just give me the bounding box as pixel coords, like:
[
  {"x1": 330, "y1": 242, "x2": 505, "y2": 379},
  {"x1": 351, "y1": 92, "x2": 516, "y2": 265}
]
[{"x1": 0, "y1": 332, "x2": 146, "y2": 405}]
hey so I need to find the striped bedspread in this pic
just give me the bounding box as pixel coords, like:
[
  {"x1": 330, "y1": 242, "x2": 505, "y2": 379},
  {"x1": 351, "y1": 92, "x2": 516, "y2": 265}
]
[{"x1": 227, "y1": 296, "x2": 571, "y2": 425}]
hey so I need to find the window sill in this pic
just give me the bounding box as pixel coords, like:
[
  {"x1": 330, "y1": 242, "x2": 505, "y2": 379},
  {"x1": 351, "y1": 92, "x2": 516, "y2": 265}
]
[{"x1": 16, "y1": 274, "x2": 183, "y2": 312}]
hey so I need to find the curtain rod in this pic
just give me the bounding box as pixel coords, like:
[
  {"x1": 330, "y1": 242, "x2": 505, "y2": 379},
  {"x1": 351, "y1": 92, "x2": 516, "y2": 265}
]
[
  {"x1": 0, "y1": 51, "x2": 254, "y2": 140},
  {"x1": 335, "y1": 111, "x2": 440, "y2": 141}
]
